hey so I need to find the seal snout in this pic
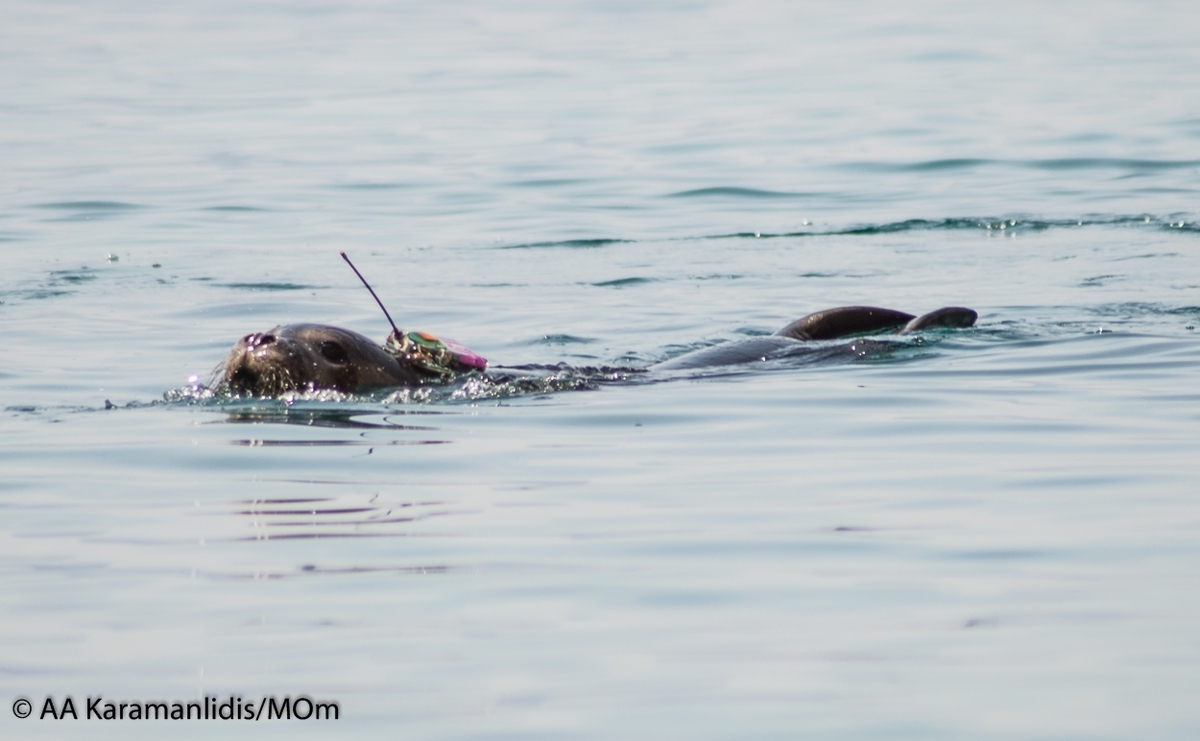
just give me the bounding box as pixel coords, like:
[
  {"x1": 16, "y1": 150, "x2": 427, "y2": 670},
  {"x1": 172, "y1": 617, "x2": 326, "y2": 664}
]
[
  {"x1": 223, "y1": 330, "x2": 299, "y2": 395},
  {"x1": 226, "y1": 364, "x2": 260, "y2": 393}
]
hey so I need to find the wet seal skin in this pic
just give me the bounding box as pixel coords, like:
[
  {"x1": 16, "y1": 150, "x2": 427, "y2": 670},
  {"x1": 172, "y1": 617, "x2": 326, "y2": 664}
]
[
  {"x1": 222, "y1": 324, "x2": 424, "y2": 396},
  {"x1": 220, "y1": 306, "x2": 977, "y2": 396},
  {"x1": 654, "y1": 305, "x2": 978, "y2": 370}
]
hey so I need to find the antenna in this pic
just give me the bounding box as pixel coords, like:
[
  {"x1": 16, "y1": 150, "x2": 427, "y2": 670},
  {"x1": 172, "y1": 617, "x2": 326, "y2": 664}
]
[{"x1": 340, "y1": 251, "x2": 401, "y2": 337}]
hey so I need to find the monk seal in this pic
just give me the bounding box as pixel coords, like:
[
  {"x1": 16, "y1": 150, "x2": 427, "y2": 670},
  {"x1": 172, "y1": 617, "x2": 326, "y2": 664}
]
[{"x1": 219, "y1": 306, "x2": 977, "y2": 395}]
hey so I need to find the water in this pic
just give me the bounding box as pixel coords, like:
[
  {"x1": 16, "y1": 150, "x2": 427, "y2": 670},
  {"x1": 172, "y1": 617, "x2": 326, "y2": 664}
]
[{"x1": 3, "y1": 1, "x2": 1199, "y2": 738}]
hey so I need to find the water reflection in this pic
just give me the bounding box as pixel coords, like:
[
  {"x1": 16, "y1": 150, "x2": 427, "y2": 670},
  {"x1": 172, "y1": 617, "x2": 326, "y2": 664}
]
[
  {"x1": 228, "y1": 495, "x2": 459, "y2": 541},
  {"x1": 215, "y1": 406, "x2": 451, "y2": 446},
  {"x1": 218, "y1": 407, "x2": 443, "y2": 430}
]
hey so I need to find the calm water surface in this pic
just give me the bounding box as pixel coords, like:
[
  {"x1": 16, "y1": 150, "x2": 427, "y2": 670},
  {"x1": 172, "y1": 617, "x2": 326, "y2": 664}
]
[{"x1": 2, "y1": 1, "x2": 1199, "y2": 738}]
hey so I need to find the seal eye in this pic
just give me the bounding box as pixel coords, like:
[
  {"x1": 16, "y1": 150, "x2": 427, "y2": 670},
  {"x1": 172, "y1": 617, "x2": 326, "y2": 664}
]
[{"x1": 319, "y1": 341, "x2": 349, "y2": 365}]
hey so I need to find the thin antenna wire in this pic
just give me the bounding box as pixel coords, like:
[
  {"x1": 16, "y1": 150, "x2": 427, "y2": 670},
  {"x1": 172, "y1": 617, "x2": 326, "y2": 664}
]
[{"x1": 340, "y1": 251, "x2": 401, "y2": 336}]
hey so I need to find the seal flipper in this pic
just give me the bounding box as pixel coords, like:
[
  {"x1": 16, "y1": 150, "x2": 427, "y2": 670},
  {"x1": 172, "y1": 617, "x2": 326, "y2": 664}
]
[
  {"x1": 774, "y1": 306, "x2": 915, "y2": 341},
  {"x1": 897, "y1": 307, "x2": 977, "y2": 334}
]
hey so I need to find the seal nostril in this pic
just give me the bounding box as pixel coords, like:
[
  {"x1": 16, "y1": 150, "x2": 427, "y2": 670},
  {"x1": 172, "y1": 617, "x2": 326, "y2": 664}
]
[{"x1": 260, "y1": 334, "x2": 276, "y2": 345}]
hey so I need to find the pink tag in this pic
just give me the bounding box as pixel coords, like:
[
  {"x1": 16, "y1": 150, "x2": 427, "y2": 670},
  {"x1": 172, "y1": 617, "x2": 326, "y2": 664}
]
[{"x1": 440, "y1": 337, "x2": 488, "y2": 371}]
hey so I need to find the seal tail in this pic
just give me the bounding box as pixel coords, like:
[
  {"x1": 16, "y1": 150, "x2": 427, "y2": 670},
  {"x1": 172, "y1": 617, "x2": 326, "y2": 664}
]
[{"x1": 897, "y1": 307, "x2": 978, "y2": 334}]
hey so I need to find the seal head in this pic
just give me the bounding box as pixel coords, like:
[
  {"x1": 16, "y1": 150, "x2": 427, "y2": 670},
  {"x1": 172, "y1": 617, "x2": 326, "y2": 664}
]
[{"x1": 222, "y1": 324, "x2": 423, "y2": 396}]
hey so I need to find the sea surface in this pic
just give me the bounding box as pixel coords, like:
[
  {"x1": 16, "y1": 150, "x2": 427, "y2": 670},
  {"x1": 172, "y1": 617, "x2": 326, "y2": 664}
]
[{"x1": 2, "y1": 1, "x2": 1199, "y2": 738}]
